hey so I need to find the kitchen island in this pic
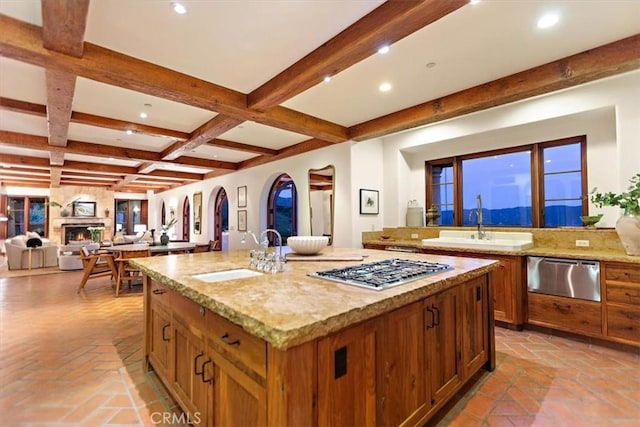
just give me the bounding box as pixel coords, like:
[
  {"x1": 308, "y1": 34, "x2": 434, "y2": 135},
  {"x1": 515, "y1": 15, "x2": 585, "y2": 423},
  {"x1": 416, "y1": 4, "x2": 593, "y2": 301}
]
[{"x1": 133, "y1": 248, "x2": 499, "y2": 426}]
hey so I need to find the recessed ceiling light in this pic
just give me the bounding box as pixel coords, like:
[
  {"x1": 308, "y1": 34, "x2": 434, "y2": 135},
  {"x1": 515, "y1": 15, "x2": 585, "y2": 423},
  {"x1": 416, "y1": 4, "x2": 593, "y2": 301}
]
[
  {"x1": 323, "y1": 76, "x2": 331, "y2": 83},
  {"x1": 378, "y1": 45, "x2": 390, "y2": 55},
  {"x1": 537, "y1": 13, "x2": 559, "y2": 29},
  {"x1": 126, "y1": 130, "x2": 133, "y2": 135},
  {"x1": 140, "y1": 112, "x2": 148, "y2": 119},
  {"x1": 379, "y1": 82, "x2": 392, "y2": 92},
  {"x1": 172, "y1": 2, "x2": 187, "y2": 14},
  {"x1": 469, "y1": 0, "x2": 481, "y2": 5}
]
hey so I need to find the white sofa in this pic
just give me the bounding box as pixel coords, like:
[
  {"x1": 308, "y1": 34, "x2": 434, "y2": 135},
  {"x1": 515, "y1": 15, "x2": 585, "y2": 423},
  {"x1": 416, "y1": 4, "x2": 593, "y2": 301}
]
[{"x1": 5, "y1": 234, "x2": 59, "y2": 270}]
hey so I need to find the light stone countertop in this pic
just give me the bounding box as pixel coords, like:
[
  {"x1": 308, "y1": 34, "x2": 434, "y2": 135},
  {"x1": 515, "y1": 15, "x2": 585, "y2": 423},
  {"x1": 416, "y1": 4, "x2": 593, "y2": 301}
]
[
  {"x1": 363, "y1": 239, "x2": 640, "y2": 263},
  {"x1": 132, "y1": 248, "x2": 499, "y2": 350}
]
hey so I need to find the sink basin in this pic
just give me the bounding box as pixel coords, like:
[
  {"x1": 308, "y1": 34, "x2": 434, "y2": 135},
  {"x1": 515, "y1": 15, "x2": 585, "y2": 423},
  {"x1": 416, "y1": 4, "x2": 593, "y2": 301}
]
[
  {"x1": 422, "y1": 230, "x2": 534, "y2": 251},
  {"x1": 192, "y1": 269, "x2": 263, "y2": 283}
]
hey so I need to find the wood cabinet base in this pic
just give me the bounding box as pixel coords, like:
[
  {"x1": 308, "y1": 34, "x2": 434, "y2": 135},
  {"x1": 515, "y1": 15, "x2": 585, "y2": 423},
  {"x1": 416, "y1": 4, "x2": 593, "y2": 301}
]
[{"x1": 144, "y1": 273, "x2": 495, "y2": 426}]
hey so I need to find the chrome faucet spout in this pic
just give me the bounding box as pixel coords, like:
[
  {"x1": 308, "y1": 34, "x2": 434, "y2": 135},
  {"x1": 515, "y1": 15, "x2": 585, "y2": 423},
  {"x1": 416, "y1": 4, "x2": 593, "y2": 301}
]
[
  {"x1": 475, "y1": 194, "x2": 486, "y2": 240},
  {"x1": 241, "y1": 230, "x2": 261, "y2": 246},
  {"x1": 260, "y1": 228, "x2": 283, "y2": 260}
]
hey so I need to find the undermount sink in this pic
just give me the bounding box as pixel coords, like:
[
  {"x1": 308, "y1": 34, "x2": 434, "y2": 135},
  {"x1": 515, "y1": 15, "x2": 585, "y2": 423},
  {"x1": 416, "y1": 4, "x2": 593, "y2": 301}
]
[
  {"x1": 192, "y1": 269, "x2": 263, "y2": 283},
  {"x1": 422, "y1": 230, "x2": 534, "y2": 251}
]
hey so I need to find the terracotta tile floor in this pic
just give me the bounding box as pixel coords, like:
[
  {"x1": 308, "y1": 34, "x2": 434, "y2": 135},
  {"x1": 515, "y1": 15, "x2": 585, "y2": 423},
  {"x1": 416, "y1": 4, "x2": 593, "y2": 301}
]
[{"x1": 1, "y1": 267, "x2": 639, "y2": 426}]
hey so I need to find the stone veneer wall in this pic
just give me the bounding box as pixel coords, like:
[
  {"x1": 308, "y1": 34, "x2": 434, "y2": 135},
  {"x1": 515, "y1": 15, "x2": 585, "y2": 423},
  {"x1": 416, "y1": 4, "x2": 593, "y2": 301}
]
[
  {"x1": 362, "y1": 226, "x2": 626, "y2": 253},
  {"x1": 48, "y1": 186, "x2": 115, "y2": 244}
]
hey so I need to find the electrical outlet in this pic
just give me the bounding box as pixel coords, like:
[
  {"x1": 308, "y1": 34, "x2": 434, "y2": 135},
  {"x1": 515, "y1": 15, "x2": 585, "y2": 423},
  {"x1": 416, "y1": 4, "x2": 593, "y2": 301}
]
[
  {"x1": 575, "y1": 239, "x2": 590, "y2": 247},
  {"x1": 411, "y1": 233, "x2": 419, "y2": 239}
]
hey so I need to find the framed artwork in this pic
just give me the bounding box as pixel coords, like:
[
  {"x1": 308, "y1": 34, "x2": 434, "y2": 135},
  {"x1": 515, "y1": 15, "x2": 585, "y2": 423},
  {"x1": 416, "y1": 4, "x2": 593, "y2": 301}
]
[
  {"x1": 359, "y1": 189, "x2": 379, "y2": 215},
  {"x1": 237, "y1": 210, "x2": 247, "y2": 231},
  {"x1": 193, "y1": 192, "x2": 202, "y2": 235},
  {"x1": 73, "y1": 201, "x2": 96, "y2": 217},
  {"x1": 237, "y1": 186, "x2": 247, "y2": 208}
]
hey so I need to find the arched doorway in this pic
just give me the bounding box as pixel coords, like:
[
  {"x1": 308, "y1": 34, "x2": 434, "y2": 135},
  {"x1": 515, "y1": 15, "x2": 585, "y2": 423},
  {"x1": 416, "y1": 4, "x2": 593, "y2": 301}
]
[
  {"x1": 182, "y1": 197, "x2": 190, "y2": 241},
  {"x1": 214, "y1": 188, "x2": 228, "y2": 245},
  {"x1": 267, "y1": 174, "x2": 297, "y2": 245}
]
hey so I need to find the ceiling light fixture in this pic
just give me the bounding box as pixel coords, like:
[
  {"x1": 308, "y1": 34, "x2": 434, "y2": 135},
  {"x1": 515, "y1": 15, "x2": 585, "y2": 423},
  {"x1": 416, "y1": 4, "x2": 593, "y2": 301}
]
[
  {"x1": 172, "y1": 2, "x2": 187, "y2": 14},
  {"x1": 323, "y1": 76, "x2": 331, "y2": 83},
  {"x1": 469, "y1": 0, "x2": 481, "y2": 5},
  {"x1": 378, "y1": 45, "x2": 390, "y2": 55},
  {"x1": 537, "y1": 13, "x2": 559, "y2": 29},
  {"x1": 379, "y1": 82, "x2": 392, "y2": 92},
  {"x1": 140, "y1": 112, "x2": 148, "y2": 119},
  {"x1": 126, "y1": 130, "x2": 133, "y2": 135}
]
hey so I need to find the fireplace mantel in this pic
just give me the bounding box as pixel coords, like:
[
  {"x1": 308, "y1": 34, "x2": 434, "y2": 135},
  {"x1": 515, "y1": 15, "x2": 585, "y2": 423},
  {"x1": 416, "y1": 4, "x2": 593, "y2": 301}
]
[{"x1": 53, "y1": 217, "x2": 112, "y2": 229}]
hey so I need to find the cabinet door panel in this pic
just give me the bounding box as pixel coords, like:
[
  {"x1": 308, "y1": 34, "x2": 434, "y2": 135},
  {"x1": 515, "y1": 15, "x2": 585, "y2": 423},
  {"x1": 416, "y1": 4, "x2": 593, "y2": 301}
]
[
  {"x1": 425, "y1": 287, "x2": 461, "y2": 407},
  {"x1": 214, "y1": 357, "x2": 267, "y2": 427},
  {"x1": 462, "y1": 276, "x2": 489, "y2": 378},
  {"x1": 317, "y1": 320, "x2": 379, "y2": 427},
  {"x1": 149, "y1": 301, "x2": 171, "y2": 382},
  {"x1": 382, "y1": 302, "x2": 426, "y2": 426}
]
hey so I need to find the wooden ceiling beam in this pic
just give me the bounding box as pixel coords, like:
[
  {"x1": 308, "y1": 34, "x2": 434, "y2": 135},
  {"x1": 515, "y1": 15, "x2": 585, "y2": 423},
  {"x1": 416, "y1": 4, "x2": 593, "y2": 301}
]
[
  {"x1": 110, "y1": 174, "x2": 138, "y2": 190},
  {"x1": 0, "y1": 180, "x2": 50, "y2": 188},
  {"x1": 41, "y1": 0, "x2": 89, "y2": 57},
  {"x1": 0, "y1": 97, "x2": 190, "y2": 140},
  {"x1": 0, "y1": 129, "x2": 237, "y2": 170},
  {"x1": 0, "y1": 14, "x2": 349, "y2": 142},
  {"x1": 162, "y1": 115, "x2": 245, "y2": 160},
  {"x1": 206, "y1": 138, "x2": 277, "y2": 156},
  {"x1": 41, "y1": 0, "x2": 89, "y2": 148},
  {"x1": 238, "y1": 138, "x2": 333, "y2": 170},
  {"x1": 350, "y1": 34, "x2": 640, "y2": 141},
  {"x1": 49, "y1": 150, "x2": 65, "y2": 166},
  {"x1": 50, "y1": 166, "x2": 62, "y2": 187},
  {"x1": 71, "y1": 111, "x2": 189, "y2": 140},
  {"x1": 248, "y1": 0, "x2": 468, "y2": 111}
]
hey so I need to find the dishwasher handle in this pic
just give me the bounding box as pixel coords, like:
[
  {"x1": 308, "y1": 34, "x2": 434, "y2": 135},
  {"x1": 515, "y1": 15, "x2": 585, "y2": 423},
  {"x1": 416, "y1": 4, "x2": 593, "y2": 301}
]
[{"x1": 541, "y1": 258, "x2": 599, "y2": 268}]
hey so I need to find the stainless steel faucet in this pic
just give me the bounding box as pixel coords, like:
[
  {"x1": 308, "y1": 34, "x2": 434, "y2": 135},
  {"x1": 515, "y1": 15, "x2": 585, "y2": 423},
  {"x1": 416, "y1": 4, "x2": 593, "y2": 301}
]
[
  {"x1": 469, "y1": 194, "x2": 486, "y2": 240},
  {"x1": 241, "y1": 229, "x2": 286, "y2": 272}
]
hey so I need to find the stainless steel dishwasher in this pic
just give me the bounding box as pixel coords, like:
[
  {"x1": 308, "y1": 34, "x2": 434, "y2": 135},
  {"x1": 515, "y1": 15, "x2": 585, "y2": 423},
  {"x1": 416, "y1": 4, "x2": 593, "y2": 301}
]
[{"x1": 527, "y1": 256, "x2": 601, "y2": 301}]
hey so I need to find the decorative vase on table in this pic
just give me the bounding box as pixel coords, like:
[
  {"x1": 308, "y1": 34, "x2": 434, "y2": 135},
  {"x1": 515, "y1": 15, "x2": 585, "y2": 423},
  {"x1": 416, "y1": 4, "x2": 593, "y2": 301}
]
[
  {"x1": 615, "y1": 208, "x2": 640, "y2": 256},
  {"x1": 160, "y1": 232, "x2": 170, "y2": 245}
]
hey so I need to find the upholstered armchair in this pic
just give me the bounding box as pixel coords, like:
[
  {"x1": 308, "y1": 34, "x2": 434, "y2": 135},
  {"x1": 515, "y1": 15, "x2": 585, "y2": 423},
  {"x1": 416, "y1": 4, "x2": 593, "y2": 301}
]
[{"x1": 5, "y1": 234, "x2": 58, "y2": 270}]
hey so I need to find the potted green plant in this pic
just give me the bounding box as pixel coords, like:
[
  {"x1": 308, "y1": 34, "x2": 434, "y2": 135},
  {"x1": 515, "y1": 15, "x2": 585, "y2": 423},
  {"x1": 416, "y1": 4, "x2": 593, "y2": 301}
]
[
  {"x1": 47, "y1": 198, "x2": 79, "y2": 217},
  {"x1": 589, "y1": 173, "x2": 640, "y2": 255}
]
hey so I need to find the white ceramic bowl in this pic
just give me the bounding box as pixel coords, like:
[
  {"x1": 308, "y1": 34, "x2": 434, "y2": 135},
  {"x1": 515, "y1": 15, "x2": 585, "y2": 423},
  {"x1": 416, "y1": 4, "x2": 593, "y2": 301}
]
[{"x1": 287, "y1": 236, "x2": 329, "y2": 255}]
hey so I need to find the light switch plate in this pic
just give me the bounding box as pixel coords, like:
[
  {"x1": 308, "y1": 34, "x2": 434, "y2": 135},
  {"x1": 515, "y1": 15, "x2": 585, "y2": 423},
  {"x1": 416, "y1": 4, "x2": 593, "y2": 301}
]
[
  {"x1": 575, "y1": 240, "x2": 590, "y2": 247},
  {"x1": 411, "y1": 233, "x2": 419, "y2": 239}
]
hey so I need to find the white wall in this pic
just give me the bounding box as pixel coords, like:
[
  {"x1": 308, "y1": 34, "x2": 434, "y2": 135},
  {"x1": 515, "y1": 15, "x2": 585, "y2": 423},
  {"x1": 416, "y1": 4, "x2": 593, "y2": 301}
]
[
  {"x1": 152, "y1": 142, "x2": 353, "y2": 250},
  {"x1": 374, "y1": 70, "x2": 640, "y2": 228}
]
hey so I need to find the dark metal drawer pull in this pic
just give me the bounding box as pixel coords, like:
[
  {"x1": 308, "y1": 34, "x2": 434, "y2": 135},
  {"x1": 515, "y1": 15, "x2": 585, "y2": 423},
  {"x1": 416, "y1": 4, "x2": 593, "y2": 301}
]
[
  {"x1": 221, "y1": 332, "x2": 240, "y2": 346},
  {"x1": 194, "y1": 352, "x2": 206, "y2": 376},
  {"x1": 201, "y1": 358, "x2": 213, "y2": 384},
  {"x1": 162, "y1": 323, "x2": 171, "y2": 341},
  {"x1": 152, "y1": 288, "x2": 166, "y2": 295}
]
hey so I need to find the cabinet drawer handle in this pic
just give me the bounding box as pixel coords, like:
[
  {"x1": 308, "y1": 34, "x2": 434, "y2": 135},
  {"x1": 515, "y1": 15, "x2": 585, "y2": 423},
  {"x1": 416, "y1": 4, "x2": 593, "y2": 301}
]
[
  {"x1": 553, "y1": 302, "x2": 571, "y2": 312},
  {"x1": 162, "y1": 323, "x2": 171, "y2": 341},
  {"x1": 221, "y1": 332, "x2": 240, "y2": 346},
  {"x1": 152, "y1": 288, "x2": 166, "y2": 295},
  {"x1": 201, "y1": 359, "x2": 213, "y2": 384},
  {"x1": 432, "y1": 305, "x2": 440, "y2": 326},
  {"x1": 194, "y1": 352, "x2": 206, "y2": 376}
]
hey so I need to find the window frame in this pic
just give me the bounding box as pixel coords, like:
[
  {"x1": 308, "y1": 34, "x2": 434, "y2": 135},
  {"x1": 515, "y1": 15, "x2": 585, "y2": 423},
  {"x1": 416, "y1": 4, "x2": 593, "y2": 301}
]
[{"x1": 425, "y1": 136, "x2": 587, "y2": 228}]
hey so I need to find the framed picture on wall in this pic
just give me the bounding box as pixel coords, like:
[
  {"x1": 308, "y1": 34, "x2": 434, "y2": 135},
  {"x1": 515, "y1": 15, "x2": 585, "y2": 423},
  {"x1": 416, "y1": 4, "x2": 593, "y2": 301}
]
[
  {"x1": 237, "y1": 210, "x2": 247, "y2": 232},
  {"x1": 73, "y1": 201, "x2": 96, "y2": 217},
  {"x1": 359, "y1": 189, "x2": 379, "y2": 215},
  {"x1": 238, "y1": 186, "x2": 247, "y2": 208}
]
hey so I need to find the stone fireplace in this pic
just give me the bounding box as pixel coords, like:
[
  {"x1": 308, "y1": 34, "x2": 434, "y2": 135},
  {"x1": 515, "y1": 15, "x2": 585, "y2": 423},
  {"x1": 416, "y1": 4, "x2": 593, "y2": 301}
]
[{"x1": 62, "y1": 223, "x2": 105, "y2": 244}]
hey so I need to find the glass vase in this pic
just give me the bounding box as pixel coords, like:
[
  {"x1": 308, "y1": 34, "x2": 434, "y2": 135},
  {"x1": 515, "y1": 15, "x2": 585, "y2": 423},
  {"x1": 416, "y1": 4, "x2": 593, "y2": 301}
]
[{"x1": 615, "y1": 208, "x2": 640, "y2": 256}]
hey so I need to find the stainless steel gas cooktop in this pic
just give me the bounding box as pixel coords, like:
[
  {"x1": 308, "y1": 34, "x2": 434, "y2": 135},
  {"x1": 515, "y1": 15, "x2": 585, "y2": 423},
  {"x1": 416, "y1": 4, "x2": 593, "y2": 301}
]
[{"x1": 308, "y1": 258, "x2": 453, "y2": 291}]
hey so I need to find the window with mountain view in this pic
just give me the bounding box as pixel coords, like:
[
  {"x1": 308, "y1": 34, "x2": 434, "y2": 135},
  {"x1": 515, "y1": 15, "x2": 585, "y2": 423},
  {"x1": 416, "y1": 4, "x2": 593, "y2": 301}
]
[{"x1": 426, "y1": 136, "x2": 586, "y2": 228}]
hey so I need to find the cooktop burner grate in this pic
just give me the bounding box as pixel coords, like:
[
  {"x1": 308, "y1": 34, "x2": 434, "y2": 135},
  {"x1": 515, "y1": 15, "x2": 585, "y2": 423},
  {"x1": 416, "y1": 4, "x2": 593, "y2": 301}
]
[{"x1": 309, "y1": 258, "x2": 453, "y2": 290}]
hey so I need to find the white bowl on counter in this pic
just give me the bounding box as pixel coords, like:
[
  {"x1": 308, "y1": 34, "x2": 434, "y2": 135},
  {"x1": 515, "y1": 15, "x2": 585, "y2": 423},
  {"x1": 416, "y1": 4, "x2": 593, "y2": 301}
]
[{"x1": 287, "y1": 236, "x2": 329, "y2": 255}]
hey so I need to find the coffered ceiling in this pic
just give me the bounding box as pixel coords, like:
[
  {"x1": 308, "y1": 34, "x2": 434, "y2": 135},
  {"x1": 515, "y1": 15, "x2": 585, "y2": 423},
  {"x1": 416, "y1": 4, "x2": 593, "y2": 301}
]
[{"x1": 0, "y1": 0, "x2": 638, "y2": 192}]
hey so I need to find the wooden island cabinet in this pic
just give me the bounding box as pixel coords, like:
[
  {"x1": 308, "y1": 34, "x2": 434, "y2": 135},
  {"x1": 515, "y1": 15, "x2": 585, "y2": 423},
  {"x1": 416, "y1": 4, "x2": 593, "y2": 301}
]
[{"x1": 137, "y1": 249, "x2": 498, "y2": 426}]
